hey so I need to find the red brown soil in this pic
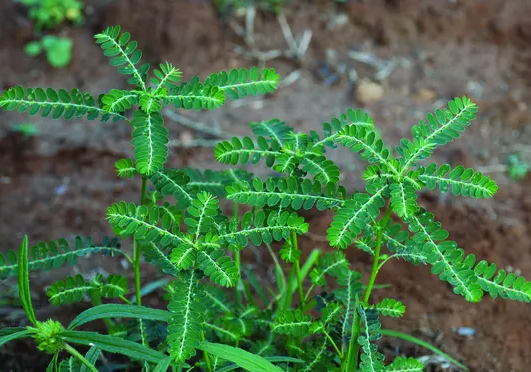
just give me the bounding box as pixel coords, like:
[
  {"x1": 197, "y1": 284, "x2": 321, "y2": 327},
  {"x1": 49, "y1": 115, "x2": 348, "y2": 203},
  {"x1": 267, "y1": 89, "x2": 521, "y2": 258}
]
[{"x1": 2, "y1": 0, "x2": 531, "y2": 371}]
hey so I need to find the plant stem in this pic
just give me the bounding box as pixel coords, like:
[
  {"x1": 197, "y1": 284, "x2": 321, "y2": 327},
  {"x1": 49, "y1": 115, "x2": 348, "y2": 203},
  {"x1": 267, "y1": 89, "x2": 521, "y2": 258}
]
[
  {"x1": 323, "y1": 328, "x2": 343, "y2": 359},
  {"x1": 233, "y1": 202, "x2": 242, "y2": 306},
  {"x1": 344, "y1": 206, "x2": 393, "y2": 372},
  {"x1": 120, "y1": 295, "x2": 132, "y2": 305},
  {"x1": 133, "y1": 176, "x2": 148, "y2": 307},
  {"x1": 292, "y1": 231, "x2": 305, "y2": 310},
  {"x1": 201, "y1": 331, "x2": 213, "y2": 372},
  {"x1": 64, "y1": 344, "x2": 99, "y2": 372},
  {"x1": 363, "y1": 206, "x2": 392, "y2": 303}
]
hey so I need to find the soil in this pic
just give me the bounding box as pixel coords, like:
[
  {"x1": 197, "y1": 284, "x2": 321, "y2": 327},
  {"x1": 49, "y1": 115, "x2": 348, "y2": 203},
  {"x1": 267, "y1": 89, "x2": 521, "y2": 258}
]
[{"x1": 2, "y1": 0, "x2": 531, "y2": 371}]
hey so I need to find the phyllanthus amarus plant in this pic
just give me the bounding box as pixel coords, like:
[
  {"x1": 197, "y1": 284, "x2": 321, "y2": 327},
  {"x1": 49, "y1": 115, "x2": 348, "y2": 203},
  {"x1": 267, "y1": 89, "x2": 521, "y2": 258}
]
[{"x1": 1, "y1": 24, "x2": 529, "y2": 372}]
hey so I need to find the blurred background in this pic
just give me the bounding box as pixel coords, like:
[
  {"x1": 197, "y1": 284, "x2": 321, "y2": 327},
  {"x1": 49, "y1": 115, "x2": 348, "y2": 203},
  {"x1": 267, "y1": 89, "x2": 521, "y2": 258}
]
[{"x1": 1, "y1": 0, "x2": 531, "y2": 370}]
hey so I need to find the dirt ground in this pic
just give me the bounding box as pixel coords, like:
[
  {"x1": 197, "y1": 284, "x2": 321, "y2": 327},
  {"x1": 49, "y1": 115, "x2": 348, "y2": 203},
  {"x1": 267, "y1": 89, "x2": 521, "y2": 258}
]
[{"x1": 2, "y1": 0, "x2": 531, "y2": 371}]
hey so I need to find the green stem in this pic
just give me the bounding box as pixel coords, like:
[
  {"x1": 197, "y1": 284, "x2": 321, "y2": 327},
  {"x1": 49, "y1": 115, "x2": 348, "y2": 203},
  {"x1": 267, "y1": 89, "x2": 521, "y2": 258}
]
[
  {"x1": 133, "y1": 176, "x2": 148, "y2": 307},
  {"x1": 120, "y1": 295, "x2": 132, "y2": 305},
  {"x1": 64, "y1": 344, "x2": 99, "y2": 372},
  {"x1": 201, "y1": 331, "x2": 213, "y2": 372},
  {"x1": 379, "y1": 329, "x2": 469, "y2": 371},
  {"x1": 323, "y1": 328, "x2": 343, "y2": 359},
  {"x1": 345, "y1": 206, "x2": 393, "y2": 372},
  {"x1": 363, "y1": 206, "x2": 392, "y2": 303},
  {"x1": 292, "y1": 231, "x2": 305, "y2": 311},
  {"x1": 233, "y1": 203, "x2": 242, "y2": 307}
]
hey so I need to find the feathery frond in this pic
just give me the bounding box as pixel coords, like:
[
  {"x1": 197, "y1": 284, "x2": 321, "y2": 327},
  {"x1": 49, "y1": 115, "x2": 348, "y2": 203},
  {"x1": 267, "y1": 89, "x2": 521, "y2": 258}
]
[
  {"x1": 115, "y1": 158, "x2": 137, "y2": 179},
  {"x1": 101, "y1": 89, "x2": 138, "y2": 113},
  {"x1": 328, "y1": 182, "x2": 387, "y2": 248},
  {"x1": 389, "y1": 182, "x2": 418, "y2": 220},
  {"x1": 218, "y1": 210, "x2": 309, "y2": 250},
  {"x1": 197, "y1": 248, "x2": 239, "y2": 287},
  {"x1": 0, "y1": 236, "x2": 121, "y2": 278},
  {"x1": 167, "y1": 271, "x2": 205, "y2": 363},
  {"x1": 473, "y1": 260, "x2": 531, "y2": 302},
  {"x1": 371, "y1": 298, "x2": 405, "y2": 318},
  {"x1": 106, "y1": 201, "x2": 190, "y2": 249},
  {"x1": 150, "y1": 169, "x2": 193, "y2": 209},
  {"x1": 131, "y1": 110, "x2": 169, "y2": 175},
  {"x1": 143, "y1": 243, "x2": 179, "y2": 276},
  {"x1": 357, "y1": 307, "x2": 385, "y2": 372},
  {"x1": 397, "y1": 96, "x2": 478, "y2": 173},
  {"x1": 418, "y1": 163, "x2": 497, "y2": 198},
  {"x1": 272, "y1": 310, "x2": 311, "y2": 336},
  {"x1": 0, "y1": 86, "x2": 124, "y2": 122},
  {"x1": 311, "y1": 108, "x2": 374, "y2": 151},
  {"x1": 250, "y1": 119, "x2": 293, "y2": 146},
  {"x1": 47, "y1": 274, "x2": 127, "y2": 306},
  {"x1": 166, "y1": 77, "x2": 225, "y2": 110},
  {"x1": 94, "y1": 25, "x2": 149, "y2": 90},
  {"x1": 386, "y1": 357, "x2": 424, "y2": 372},
  {"x1": 226, "y1": 176, "x2": 345, "y2": 211},
  {"x1": 409, "y1": 211, "x2": 483, "y2": 302},
  {"x1": 336, "y1": 125, "x2": 398, "y2": 174},
  {"x1": 150, "y1": 62, "x2": 182, "y2": 90},
  {"x1": 215, "y1": 136, "x2": 282, "y2": 167},
  {"x1": 204, "y1": 67, "x2": 279, "y2": 100}
]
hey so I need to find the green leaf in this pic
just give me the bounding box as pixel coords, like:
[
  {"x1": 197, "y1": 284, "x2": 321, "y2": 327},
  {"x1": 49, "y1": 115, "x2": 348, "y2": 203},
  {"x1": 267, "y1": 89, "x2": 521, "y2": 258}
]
[
  {"x1": 68, "y1": 304, "x2": 171, "y2": 330},
  {"x1": 397, "y1": 96, "x2": 478, "y2": 173},
  {"x1": 59, "y1": 331, "x2": 167, "y2": 363},
  {"x1": 0, "y1": 329, "x2": 33, "y2": 347},
  {"x1": 336, "y1": 125, "x2": 398, "y2": 175},
  {"x1": 249, "y1": 118, "x2": 293, "y2": 146},
  {"x1": 197, "y1": 248, "x2": 239, "y2": 287},
  {"x1": 94, "y1": 25, "x2": 149, "y2": 90},
  {"x1": 389, "y1": 182, "x2": 418, "y2": 220},
  {"x1": 409, "y1": 211, "x2": 483, "y2": 302},
  {"x1": 46, "y1": 274, "x2": 127, "y2": 306},
  {"x1": 167, "y1": 271, "x2": 205, "y2": 362},
  {"x1": 151, "y1": 62, "x2": 182, "y2": 90},
  {"x1": 25, "y1": 41, "x2": 42, "y2": 56},
  {"x1": 311, "y1": 108, "x2": 374, "y2": 150},
  {"x1": 327, "y1": 182, "x2": 386, "y2": 248},
  {"x1": 151, "y1": 169, "x2": 193, "y2": 209},
  {"x1": 357, "y1": 307, "x2": 385, "y2": 372},
  {"x1": 18, "y1": 235, "x2": 37, "y2": 325},
  {"x1": 153, "y1": 356, "x2": 173, "y2": 372},
  {"x1": 0, "y1": 236, "x2": 122, "y2": 278},
  {"x1": 131, "y1": 110, "x2": 169, "y2": 175},
  {"x1": 386, "y1": 357, "x2": 423, "y2": 372},
  {"x1": 473, "y1": 260, "x2": 531, "y2": 302},
  {"x1": 101, "y1": 89, "x2": 139, "y2": 113},
  {"x1": 42, "y1": 36, "x2": 73, "y2": 68},
  {"x1": 379, "y1": 329, "x2": 469, "y2": 371},
  {"x1": 272, "y1": 309, "x2": 311, "y2": 336},
  {"x1": 197, "y1": 342, "x2": 285, "y2": 372},
  {"x1": 106, "y1": 201, "x2": 190, "y2": 249},
  {"x1": 115, "y1": 158, "x2": 137, "y2": 178},
  {"x1": 219, "y1": 210, "x2": 309, "y2": 250},
  {"x1": 215, "y1": 136, "x2": 282, "y2": 167},
  {"x1": 372, "y1": 298, "x2": 405, "y2": 318},
  {"x1": 204, "y1": 67, "x2": 280, "y2": 100},
  {"x1": 0, "y1": 86, "x2": 124, "y2": 122},
  {"x1": 226, "y1": 176, "x2": 345, "y2": 211},
  {"x1": 166, "y1": 76, "x2": 225, "y2": 110},
  {"x1": 418, "y1": 163, "x2": 498, "y2": 198}
]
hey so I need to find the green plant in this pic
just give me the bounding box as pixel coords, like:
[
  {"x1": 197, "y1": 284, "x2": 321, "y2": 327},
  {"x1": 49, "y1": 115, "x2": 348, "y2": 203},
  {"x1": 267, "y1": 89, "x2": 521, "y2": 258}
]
[
  {"x1": 25, "y1": 35, "x2": 73, "y2": 68},
  {"x1": 11, "y1": 123, "x2": 38, "y2": 136},
  {"x1": 1, "y1": 24, "x2": 529, "y2": 372},
  {"x1": 215, "y1": 0, "x2": 287, "y2": 15},
  {"x1": 18, "y1": 0, "x2": 83, "y2": 30}
]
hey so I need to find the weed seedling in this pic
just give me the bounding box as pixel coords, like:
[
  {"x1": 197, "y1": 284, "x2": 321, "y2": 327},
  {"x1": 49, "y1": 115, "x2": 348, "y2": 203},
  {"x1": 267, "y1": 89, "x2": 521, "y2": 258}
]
[{"x1": 0, "y1": 24, "x2": 529, "y2": 372}]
